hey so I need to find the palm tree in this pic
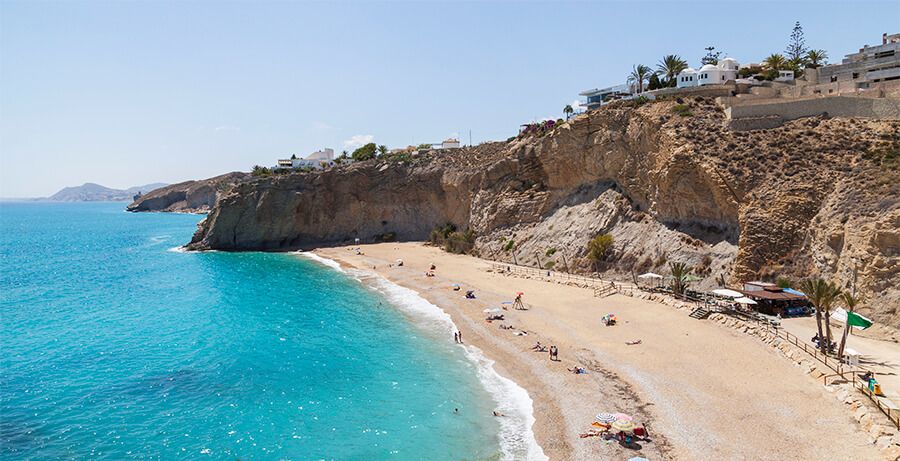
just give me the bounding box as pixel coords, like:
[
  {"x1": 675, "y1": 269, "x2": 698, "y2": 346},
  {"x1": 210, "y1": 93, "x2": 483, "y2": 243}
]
[
  {"x1": 806, "y1": 49, "x2": 828, "y2": 68},
  {"x1": 837, "y1": 292, "x2": 863, "y2": 358},
  {"x1": 377, "y1": 145, "x2": 388, "y2": 156},
  {"x1": 656, "y1": 55, "x2": 688, "y2": 87},
  {"x1": 800, "y1": 278, "x2": 842, "y2": 354},
  {"x1": 668, "y1": 261, "x2": 692, "y2": 297},
  {"x1": 763, "y1": 53, "x2": 787, "y2": 71},
  {"x1": 627, "y1": 64, "x2": 652, "y2": 94},
  {"x1": 563, "y1": 104, "x2": 574, "y2": 120}
]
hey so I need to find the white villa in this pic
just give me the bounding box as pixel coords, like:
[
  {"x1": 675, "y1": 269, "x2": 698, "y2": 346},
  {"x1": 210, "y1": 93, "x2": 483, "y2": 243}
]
[
  {"x1": 275, "y1": 148, "x2": 335, "y2": 170},
  {"x1": 677, "y1": 58, "x2": 739, "y2": 88},
  {"x1": 440, "y1": 138, "x2": 460, "y2": 149}
]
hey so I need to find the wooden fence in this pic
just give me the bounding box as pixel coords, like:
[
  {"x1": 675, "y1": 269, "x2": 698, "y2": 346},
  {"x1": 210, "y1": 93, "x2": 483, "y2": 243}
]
[
  {"x1": 754, "y1": 319, "x2": 900, "y2": 429},
  {"x1": 487, "y1": 260, "x2": 900, "y2": 429},
  {"x1": 488, "y1": 262, "x2": 637, "y2": 295}
]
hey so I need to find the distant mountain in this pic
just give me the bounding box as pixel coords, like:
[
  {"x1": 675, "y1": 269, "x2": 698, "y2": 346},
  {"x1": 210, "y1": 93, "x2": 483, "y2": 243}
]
[{"x1": 45, "y1": 182, "x2": 168, "y2": 202}]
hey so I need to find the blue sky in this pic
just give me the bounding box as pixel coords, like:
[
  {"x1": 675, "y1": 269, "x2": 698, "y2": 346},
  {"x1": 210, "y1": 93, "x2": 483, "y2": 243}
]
[{"x1": 1, "y1": 0, "x2": 897, "y2": 197}]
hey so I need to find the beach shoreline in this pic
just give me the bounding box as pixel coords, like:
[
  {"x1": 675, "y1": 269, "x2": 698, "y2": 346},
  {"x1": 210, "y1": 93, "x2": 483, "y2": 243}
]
[
  {"x1": 313, "y1": 242, "x2": 886, "y2": 461},
  {"x1": 296, "y1": 250, "x2": 548, "y2": 460}
]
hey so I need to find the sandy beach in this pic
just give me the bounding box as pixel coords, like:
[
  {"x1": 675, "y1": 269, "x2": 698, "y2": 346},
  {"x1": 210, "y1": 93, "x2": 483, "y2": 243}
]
[{"x1": 316, "y1": 242, "x2": 881, "y2": 460}]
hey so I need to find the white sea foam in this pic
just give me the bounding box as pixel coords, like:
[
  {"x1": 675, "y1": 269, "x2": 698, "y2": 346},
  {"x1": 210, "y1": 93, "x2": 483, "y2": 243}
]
[
  {"x1": 167, "y1": 246, "x2": 219, "y2": 253},
  {"x1": 292, "y1": 251, "x2": 345, "y2": 272},
  {"x1": 302, "y1": 252, "x2": 546, "y2": 460},
  {"x1": 368, "y1": 277, "x2": 547, "y2": 461}
]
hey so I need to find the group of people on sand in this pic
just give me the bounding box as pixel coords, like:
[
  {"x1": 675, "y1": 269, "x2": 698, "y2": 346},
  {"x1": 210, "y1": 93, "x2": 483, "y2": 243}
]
[
  {"x1": 453, "y1": 330, "x2": 463, "y2": 344},
  {"x1": 530, "y1": 342, "x2": 559, "y2": 361}
]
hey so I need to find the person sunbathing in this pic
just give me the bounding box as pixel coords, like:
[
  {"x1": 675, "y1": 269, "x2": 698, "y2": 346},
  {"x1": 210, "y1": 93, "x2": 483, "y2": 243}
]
[{"x1": 568, "y1": 367, "x2": 586, "y2": 374}]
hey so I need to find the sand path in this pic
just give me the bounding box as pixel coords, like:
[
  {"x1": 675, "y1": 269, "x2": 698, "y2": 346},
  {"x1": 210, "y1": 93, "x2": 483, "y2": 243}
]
[{"x1": 317, "y1": 243, "x2": 880, "y2": 460}]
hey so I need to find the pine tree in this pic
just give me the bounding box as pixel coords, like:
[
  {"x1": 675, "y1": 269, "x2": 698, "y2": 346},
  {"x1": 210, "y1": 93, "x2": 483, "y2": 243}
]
[
  {"x1": 701, "y1": 46, "x2": 722, "y2": 66},
  {"x1": 785, "y1": 21, "x2": 809, "y2": 65}
]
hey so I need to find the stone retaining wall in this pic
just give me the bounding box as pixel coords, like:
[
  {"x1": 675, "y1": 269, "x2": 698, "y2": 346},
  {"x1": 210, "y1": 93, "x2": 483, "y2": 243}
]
[{"x1": 725, "y1": 95, "x2": 900, "y2": 122}]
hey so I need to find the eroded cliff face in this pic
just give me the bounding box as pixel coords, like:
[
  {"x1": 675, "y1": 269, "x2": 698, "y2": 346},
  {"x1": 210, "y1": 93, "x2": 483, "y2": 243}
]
[
  {"x1": 126, "y1": 172, "x2": 250, "y2": 213},
  {"x1": 187, "y1": 98, "x2": 900, "y2": 327}
]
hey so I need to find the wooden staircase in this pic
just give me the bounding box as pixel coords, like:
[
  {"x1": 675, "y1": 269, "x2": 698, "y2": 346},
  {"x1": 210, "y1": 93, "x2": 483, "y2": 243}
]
[
  {"x1": 593, "y1": 284, "x2": 617, "y2": 298},
  {"x1": 689, "y1": 307, "x2": 711, "y2": 320}
]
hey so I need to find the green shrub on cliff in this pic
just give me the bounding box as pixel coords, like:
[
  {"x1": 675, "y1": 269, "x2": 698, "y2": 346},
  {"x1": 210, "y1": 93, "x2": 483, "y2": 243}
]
[
  {"x1": 352, "y1": 143, "x2": 377, "y2": 162},
  {"x1": 587, "y1": 233, "x2": 614, "y2": 262},
  {"x1": 671, "y1": 104, "x2": 693, "y2": 117},
  {"x1": 444, "y1": 230, "x2": 476, "y2": 254},
  {"x1": 430, "y1": 223, "x2": 475, "y2": 254},
  {"x1": 251, "y1": 165, "x2": 272, "y2": 177}
]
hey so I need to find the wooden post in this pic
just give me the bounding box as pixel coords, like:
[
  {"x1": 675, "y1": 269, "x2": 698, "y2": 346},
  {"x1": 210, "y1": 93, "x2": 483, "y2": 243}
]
[{"x1": 535, "y1": 252, "x2": 543, "y2": 270}]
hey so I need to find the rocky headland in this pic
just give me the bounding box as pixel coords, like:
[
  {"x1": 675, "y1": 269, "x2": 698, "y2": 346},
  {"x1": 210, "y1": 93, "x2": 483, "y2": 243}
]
[
  {"x1": 126, "y1": 172, "x2": 250, "y2": 213},
  {"x1": 156, "y1": 97, "x2": 897, "y2": 328}
]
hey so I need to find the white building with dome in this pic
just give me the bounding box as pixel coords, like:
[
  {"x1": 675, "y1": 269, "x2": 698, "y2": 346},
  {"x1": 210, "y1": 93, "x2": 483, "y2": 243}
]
[
  {"x1": 677, "y1": 58, "x2": 740, "y2": 88},
  {"x1": 676, "y1": 67, "x2": 698, "y2": 88}
]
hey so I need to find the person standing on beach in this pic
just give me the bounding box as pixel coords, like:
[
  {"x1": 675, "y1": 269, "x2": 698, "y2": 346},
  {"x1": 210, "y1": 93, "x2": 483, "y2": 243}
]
[
  {"x1": 458, "y1": 330, "x2": 463, "y2": 344},
  {"x1": 454, "y1": 331, "x2": 458, "y2": 343},
  {"x1": 549, "y1": 345, "x2": 558, "y2": 361}
]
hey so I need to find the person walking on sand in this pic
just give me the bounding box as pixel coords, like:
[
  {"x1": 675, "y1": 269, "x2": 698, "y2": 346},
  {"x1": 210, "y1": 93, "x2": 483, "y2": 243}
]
[
  {"x1": 454, "y1": 331, "x2": 459, "y2": 343},
  {"x1": 549, "y1": 345, "x2": 558, "y2": 361},
  {"x1": 458, "y1": 330, "x2": 463, "y2": 344}
]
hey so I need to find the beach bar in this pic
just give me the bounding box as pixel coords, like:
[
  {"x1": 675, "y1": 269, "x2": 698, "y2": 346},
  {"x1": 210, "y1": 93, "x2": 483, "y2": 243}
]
[{"x1": 739, "y1": 281, "x2": 809, "y2": 316}]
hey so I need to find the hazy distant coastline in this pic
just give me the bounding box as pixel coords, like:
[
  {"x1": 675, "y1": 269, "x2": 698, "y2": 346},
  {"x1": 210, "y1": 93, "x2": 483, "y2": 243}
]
[{"x1": 6, "y1": 182, "x2": 168, "y2": 203}]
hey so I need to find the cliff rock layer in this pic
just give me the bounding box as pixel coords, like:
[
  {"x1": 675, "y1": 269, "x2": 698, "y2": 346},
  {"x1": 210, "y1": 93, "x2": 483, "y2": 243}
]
[
  {"x1": 186, "y1": 98, "x2": 900, "y2": 327},
  {"x1": 126, "y1": 172, "x2": 250, "y2": 213}
]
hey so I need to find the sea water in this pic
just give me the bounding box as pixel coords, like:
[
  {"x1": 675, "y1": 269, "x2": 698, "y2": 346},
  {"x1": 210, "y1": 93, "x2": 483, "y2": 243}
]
[{"x1": 0, "y1": 202, "x2": 543, "y2": 460}]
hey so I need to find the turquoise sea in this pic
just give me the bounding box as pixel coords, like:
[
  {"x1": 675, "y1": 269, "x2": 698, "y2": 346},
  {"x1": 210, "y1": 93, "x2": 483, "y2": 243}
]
[{"x1": 0, "y1": 202, "x2": 541, "y2": 460}]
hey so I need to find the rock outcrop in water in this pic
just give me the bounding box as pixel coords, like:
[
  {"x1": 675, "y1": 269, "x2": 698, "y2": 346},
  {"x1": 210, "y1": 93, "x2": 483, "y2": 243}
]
[
  {"x1": 185, "y1": 98, "x2": 900, "y2": 327},
  {"x1": 126, "y1": 172, "x2": 250, "y2": 213}
]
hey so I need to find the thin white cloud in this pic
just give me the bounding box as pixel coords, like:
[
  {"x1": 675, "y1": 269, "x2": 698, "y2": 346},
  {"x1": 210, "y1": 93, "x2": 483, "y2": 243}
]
[
  {"x1": 311, "y1": 121, "x2": 333, "y2": 130},
  {"x1": 214, "y1": 125, "x2": 241, "y2": 132},
  {"x1": 343, "y1": 134, "x2": 374, "y2": 150}
]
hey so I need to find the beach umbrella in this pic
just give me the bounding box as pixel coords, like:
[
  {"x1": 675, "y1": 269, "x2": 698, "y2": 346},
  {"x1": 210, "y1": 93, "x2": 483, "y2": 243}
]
[
  {"x1": 611, "y1": 419, "x2": 635, "y2": 433},
  {"x1": 734, "y1": 297, "x2": 758, "y2": 305},
  {"x1": 595, "y1": 412, "x2": 617, "y2": 423},
  {"x1": 712, "y1": 288, "x2": 743, "y2": 298},
  {"x1": 516, "y1": 291, "x2": 524, "y2": 296},
  {"x1": 612, "y1": 412, "x2": 632, "y2": 421}
]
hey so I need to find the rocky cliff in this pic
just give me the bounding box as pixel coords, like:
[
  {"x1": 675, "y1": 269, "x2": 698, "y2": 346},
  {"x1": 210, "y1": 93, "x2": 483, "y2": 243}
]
[
  {"x1": 126, "y1": 172, "x2": 249, "y2": 213},
  {"x1": 186, "y1": 98, "x2": 900, "y2": 327}
]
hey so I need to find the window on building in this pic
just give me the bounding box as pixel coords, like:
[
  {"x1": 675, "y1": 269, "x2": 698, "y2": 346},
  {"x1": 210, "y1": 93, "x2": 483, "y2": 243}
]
[{"x1": 852, "y1": 72, "x2": 859, "y2": 79}]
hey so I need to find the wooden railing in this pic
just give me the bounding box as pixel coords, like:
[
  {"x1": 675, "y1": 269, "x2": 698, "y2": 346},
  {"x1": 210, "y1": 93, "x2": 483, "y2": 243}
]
[
  {"x1": 488, "y1": 262, "x2": 637, "y2": 296},
  {"x1": 486, "y1": 260, "x2": 900, "y2": 429},
  {"x1": 751, "y1": 318, "x2": 900, "y2": 429}
]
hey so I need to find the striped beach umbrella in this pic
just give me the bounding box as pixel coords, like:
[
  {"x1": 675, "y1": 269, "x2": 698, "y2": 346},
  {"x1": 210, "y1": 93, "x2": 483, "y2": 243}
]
[
  {"x1": 595, "y1": 413, "x2": 617, "y2": 423},
  {"x1": 611, "y1": 419, "x2": 635, "y2": 433}
]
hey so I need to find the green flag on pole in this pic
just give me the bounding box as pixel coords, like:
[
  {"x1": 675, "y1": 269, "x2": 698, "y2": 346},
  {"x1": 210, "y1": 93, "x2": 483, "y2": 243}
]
[{"x1": 847, "y1": 311, "x2": 873, "y2": 330}]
